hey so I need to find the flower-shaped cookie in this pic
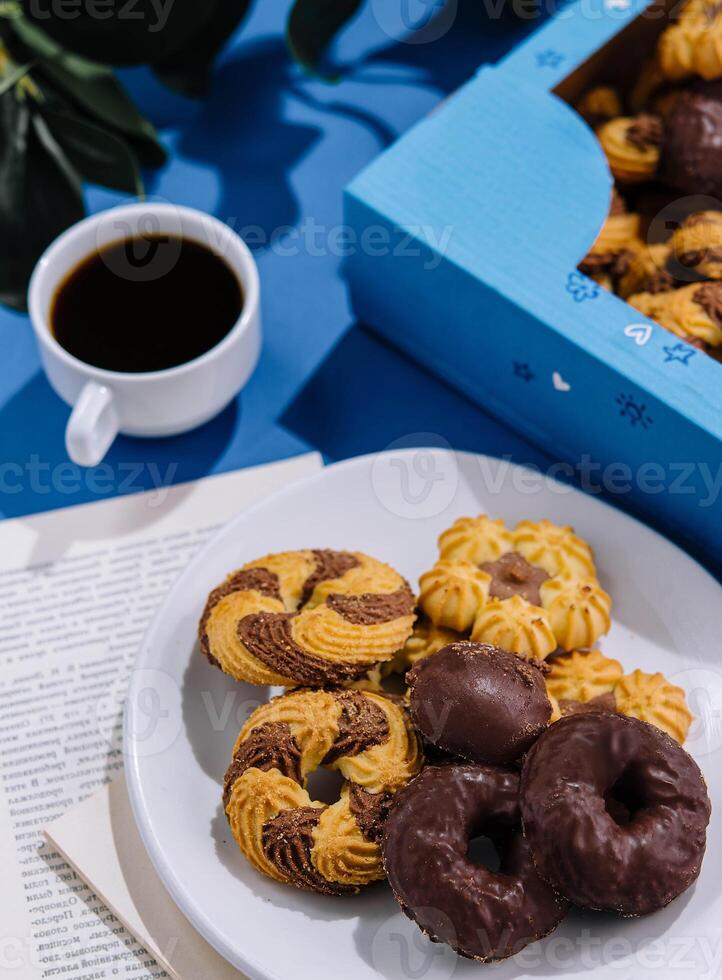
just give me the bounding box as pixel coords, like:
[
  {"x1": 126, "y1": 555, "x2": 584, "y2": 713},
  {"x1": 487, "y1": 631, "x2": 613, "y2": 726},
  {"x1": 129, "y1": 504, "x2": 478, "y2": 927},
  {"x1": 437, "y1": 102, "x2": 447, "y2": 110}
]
[
  {"x1": 614, "y1": 669, "x2": 693, "y2": 744},
  {"x1": 546, "y1": 655, "x2": 694, "y2": 744},
  {"x1": 396, "y1": 617, "x2": 461, "y2": 670},
  {"x1": 419, "y1": 516, "x2": 612, "y2": 661},
  {"x1": 575, "y1": 85, "x2": 623, "y2": 127},
  {"x1": 546, "y1": 649, "x2": 624, "y2": 709},
  {"x1": 658, "y1": 0, "x2": 722, "y2": 81}
]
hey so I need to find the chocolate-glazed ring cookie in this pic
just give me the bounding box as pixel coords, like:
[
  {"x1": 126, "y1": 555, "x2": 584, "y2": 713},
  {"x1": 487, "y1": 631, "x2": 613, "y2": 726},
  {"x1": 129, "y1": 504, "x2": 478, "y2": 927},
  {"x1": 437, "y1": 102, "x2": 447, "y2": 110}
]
[
  {"x1": 520, "y1": 712, "x2": 710, "y2": 916},
  {"x1": 408, "y1": 642, "x2": 552, "y2": 765},
  {"x1": 224, "y1": 688, "x2": 421, "y2": 895},
  {"x1": 382, "y1": 764, "x2": 568, "y2": 961},
  {"x1": 419, "y1": 516, "x2": 611, "y2": 660},
  {"x1": 200, "y1": 550, "x2": 416, "y2": 686}
]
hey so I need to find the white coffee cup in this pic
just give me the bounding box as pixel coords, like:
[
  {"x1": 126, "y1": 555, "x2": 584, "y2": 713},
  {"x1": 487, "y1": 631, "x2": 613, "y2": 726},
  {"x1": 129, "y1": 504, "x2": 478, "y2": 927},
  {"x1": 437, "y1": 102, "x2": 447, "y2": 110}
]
[{"x1": 28, "y1": 202, "x2": 261, "y2": 467}]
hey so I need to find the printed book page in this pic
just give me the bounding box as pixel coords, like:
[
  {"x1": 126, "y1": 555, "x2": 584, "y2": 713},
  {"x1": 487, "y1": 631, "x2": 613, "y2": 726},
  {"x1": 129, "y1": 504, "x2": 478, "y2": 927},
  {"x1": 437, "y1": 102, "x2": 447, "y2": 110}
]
[
  {"x1": 46, "y1": 776, "x2": 243, "y2": 980},
  {"x1": 0, "y1": 454, "x2": 322, "y2": 980}
]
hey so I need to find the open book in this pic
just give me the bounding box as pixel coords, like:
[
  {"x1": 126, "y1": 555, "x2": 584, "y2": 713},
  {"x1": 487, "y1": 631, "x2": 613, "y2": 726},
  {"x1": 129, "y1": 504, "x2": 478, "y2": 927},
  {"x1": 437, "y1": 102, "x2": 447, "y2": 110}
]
[{"x1": 0, "y1": 454, "x2": 321, "y2": 980}]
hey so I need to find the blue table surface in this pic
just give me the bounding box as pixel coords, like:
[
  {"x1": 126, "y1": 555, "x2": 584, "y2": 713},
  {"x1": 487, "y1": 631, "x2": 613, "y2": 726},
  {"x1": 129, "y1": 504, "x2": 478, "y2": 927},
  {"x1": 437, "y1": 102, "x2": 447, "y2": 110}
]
[{"x1": 0, "y1": 1, "x2": 717, "y2": 579}]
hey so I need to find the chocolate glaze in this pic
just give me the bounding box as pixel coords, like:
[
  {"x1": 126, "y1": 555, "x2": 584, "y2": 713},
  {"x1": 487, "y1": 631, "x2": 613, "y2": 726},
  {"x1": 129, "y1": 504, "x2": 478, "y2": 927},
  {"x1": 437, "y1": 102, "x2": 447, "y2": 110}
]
[
  {"x1": 520, "y1": 712, "x2": 711, "y2": 916},
  {"x1": 382, "y1": 764, "x2": 568, "y2": 961},
  {"x1": 558, "y1": 691, "x2": 617, "y2": 717},
  {"x1": 480, "y1": 551, "x2": 549, "y2": 605},
  {"x1": 223, "y1": 722, "x2": 302, "y2": 808},
  {"x1": 694, "y1": 281, "x2": 722, "y2": 326},
  {"x1": 626, "y1": 113, "x2": 663, "y2": 152},
  {"x1": 408, "y1": 642, "x2": 551, "y2": 765},
  {"x1": 661, "y1": 81, "x2": 722, "y2": 197},
  {"x1": 348, "y1": 784, "x2": 393, "y2": 843},
  {"x1": 322, "y1": 691, "x2": 389, "y2": 765},
  {"x1": 326, "y1": 587, "x2": 415, "y2": 625},
  {"x1": 261, "y1": 806, "x2": 353, "y2": 896},
  {"x1": 199, "y1": 567, "x2": 282, "y2": 665},
  {"x1": 300, "y1": 549, "x2": 359, "y2": 605},
  {"x1": 237, "y1": 613, "x2": 370, "y2": 685}
]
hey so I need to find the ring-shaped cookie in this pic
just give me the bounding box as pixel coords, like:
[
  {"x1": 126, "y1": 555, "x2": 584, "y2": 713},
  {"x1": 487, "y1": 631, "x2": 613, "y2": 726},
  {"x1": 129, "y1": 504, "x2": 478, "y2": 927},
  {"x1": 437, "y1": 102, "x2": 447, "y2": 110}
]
[
  {"x1": 200, "y1": 549, "x2": 416, "y2": 686},
  {"x1": 520, "y1": 712, "x2": 710, "y2": 915},
  {"x1": 224, "y1": 688, "x2": 421, "y2": 895},
  {"x1": 382, "y1": 764, "x2": 568, "y2": 961},
  {"x1": 419, "y1": 517, "x2": 611, "y2": 659}
]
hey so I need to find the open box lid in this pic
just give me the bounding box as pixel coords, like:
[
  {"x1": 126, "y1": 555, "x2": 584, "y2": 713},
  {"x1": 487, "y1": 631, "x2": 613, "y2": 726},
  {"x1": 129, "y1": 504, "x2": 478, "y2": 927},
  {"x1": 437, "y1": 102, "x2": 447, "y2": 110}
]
[{"x1": 346, "y1": 58, "x2": 722, "y2": 439}]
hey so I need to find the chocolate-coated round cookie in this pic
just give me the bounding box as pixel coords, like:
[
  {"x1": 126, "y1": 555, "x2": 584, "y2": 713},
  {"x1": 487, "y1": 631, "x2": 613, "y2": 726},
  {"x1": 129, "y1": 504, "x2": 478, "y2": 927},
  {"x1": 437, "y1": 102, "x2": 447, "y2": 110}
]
[
  {"x1": 660, "y1": 81, "x2": 722, "y2": 198},
  {"x1": 407, "y1": 641, "x2": 552, "y2": 764},
  {"x1": 520, "y1": 712, "x2": 710, "y2": 916},
  {"x1": 382, "y1": 763, "x2": 568, "y2": 961}
]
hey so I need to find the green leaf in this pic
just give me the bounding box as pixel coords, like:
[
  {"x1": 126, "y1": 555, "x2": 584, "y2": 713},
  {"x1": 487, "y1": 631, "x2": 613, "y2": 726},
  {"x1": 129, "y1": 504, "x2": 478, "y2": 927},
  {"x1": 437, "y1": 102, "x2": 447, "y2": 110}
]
[
  {"x1": 10, "y1": 15, "x2": 166, "y2": 166},
  {"x1": 39, "y1": 103, "x2": 143, "y2": 195},
  {"x1": 0, "y1": 88, "x2": 84, "y2": 309},
  {"x1": 287, "y1": 0, "x2": 364, "y2": 76},
  {"x1": 0, "y1": 59, "x2": 31, "y2": 95},
  {"x1": 152, "y1": 0, "x2": 253, "y2": 97}
]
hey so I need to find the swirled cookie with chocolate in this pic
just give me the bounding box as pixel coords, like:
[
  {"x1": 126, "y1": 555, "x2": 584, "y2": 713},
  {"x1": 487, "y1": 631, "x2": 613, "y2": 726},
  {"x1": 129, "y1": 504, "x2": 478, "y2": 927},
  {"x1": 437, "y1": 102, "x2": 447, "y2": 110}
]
[
  {"x1": 419, "y1": 516, "x2": 611, "y2": 661},
  {"x1": 200, "y1": 550, "x2": 416, "y2": 687},
  {"x1": 223, "y1": 688, "x2": 421, "y2": 894},
  {"x1": 597, "y1": 114, "x2": 664, "y2": 183}
]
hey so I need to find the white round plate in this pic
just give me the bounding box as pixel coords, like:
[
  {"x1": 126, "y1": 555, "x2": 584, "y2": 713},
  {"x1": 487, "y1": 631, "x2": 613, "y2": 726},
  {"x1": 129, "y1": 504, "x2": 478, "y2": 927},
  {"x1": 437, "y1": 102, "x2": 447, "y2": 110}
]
[{"x1": 125, "y1": 449, "x2": 722, "y2": 980}]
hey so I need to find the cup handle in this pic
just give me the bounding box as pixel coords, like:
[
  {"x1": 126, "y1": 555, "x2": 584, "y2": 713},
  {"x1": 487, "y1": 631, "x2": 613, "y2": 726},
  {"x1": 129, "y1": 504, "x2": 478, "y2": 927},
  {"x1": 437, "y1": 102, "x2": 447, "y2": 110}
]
[{"x1": 65, "y1": 381, "x2": 119, "y2": 467}]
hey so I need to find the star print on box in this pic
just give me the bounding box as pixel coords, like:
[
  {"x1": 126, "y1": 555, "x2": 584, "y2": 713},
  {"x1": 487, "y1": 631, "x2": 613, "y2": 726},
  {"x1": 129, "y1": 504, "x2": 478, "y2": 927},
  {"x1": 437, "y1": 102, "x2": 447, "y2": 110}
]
[
  {"x1": 513, "y1": 362, "x2": 535, "y2": 382},
  {"x1": 536, "y1": 49, "x2": 564, "y2": 69},
  {"x1": 617, "y1": 393, "x2": 653, "y2": 430},
  {"x1": 663, "y1": 342, "x2": 697, "y2": 365},
  {"x1": 566, "y1": 271, "x2": 599, "y2": 303}
]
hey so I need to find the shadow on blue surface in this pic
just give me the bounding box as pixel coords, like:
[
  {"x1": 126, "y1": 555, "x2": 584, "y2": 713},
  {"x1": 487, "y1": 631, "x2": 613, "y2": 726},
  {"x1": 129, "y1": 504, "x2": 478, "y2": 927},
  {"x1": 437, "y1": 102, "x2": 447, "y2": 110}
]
[
  {"x1": 0, "y1": 373, "x2": 239, "y2": 517},
  {"x1": 147, "y1": 40, "x2": 320, "y2": 239},
  {"x1": 280, "y1": 322, "x2": 546, "y2": 462},
  {"x1": 281, "y1": 324, "x2": 722, "y2": 580}
]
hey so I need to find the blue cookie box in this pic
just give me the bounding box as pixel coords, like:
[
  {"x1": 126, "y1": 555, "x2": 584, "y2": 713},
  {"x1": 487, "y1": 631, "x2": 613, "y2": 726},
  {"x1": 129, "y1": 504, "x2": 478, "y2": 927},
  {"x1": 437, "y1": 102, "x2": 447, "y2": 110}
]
[{"x1": 344, "y1": 0, "x2": 722, "y2": 567}]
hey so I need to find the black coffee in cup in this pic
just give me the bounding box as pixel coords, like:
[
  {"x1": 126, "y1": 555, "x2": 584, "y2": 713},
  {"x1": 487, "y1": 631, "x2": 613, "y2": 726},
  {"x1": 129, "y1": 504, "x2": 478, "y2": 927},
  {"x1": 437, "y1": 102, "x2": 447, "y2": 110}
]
[{"x1": 51, "y1": 235, "x2": 243, "y2": 373}]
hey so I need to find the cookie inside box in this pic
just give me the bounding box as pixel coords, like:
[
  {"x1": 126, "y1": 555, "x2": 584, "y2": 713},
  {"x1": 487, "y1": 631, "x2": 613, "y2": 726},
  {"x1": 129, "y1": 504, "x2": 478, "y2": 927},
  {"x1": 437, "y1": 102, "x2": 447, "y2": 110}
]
[{"x1": 555, "y1": 0, "x2": 722, "y2": 361}]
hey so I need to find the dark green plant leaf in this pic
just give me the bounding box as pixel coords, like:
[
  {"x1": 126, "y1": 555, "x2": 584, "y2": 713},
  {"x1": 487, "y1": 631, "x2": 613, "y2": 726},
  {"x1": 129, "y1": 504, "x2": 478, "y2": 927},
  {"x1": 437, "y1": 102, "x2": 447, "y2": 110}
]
[
  {"x1": 39, "y1": 103, "x2": 143, "y2": 195},
  {"x1": 152, "y1": 0, "x2": 253, "y2": 97},
  {"x1": 287, "y1": 0, "x2": 364, "y2": 75},
  {"x1": 0, "y1": 88, "x2": 84, "y2": 310},
  {"x1": 0, "y1": 60, "x2": 32, "y2": 96},
  {"x1": 20, "y1": 0, "x2": 207, "y2": 67},
  {"x1": 10, "y1": 15, "x2": 166, "y2": 166}
]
